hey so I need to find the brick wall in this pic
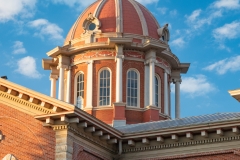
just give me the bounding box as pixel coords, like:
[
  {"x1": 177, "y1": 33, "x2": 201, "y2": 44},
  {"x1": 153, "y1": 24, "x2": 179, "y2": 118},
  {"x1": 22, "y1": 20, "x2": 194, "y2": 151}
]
[
  {"x1": 126, "y1": 110, "x2": 143, "y2": 124},
  {"x1": 0, "y1": 103, "x2": 55, "y2": 160},
  {"x1": 145, "y1": 150, "x2": 240, "y2": 160},
  {"x1": 93, "y1": 109, "x2": 114, "y2": 125}
]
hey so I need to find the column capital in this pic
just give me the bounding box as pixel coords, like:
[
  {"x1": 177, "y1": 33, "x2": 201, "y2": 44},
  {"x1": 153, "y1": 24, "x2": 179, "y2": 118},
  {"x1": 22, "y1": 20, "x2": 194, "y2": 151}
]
[
  {"x1": 57, "y1": 64, "x2": 69, "y2": 70},
  {"x1": 115, "y1": 44, "x2": 124, "y2": 55},
  {"x1": 116, "y1": 55, "x2": 124, "y2": 59},
  {"x1": 87, "y1": 60, "x2": 94, "y2": 64},
  {"x1": 144, "y1": 58, "x2": 157, "y2": 65},
  {"x1": 49, "y1": 74, "x2": 59, "y2": 80},
  {"x1": 172, "y1": 78, "x2": 182, "y2": 84}
]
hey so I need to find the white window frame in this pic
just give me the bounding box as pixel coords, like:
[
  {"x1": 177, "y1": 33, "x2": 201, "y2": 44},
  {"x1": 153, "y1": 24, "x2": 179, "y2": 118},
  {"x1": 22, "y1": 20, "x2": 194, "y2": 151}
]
[
  {"x1": 98, "y1": 67, "x2": 112, "y2": 107},
  {"x1": 155, "y1": 74, "x2": 161, "y2": 109},
  {"x1": 126, "y1": 69, "x2": 140, "y2": 108},
  {"x1": 74, "y1": 71, "x2": 85, "y2": 107}
]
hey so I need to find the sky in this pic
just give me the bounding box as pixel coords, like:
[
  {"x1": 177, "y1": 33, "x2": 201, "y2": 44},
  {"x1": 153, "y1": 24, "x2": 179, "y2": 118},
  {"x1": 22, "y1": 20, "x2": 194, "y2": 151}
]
[{"x1": 0, "y1": 0, "x2": 240, "y2": 119}]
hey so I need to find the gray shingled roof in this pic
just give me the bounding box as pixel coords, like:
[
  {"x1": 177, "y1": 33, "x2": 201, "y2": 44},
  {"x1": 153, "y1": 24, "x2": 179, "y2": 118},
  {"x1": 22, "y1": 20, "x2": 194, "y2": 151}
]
[{"x1": 115, "y1": 112, "x2": 240, "y2": 134}]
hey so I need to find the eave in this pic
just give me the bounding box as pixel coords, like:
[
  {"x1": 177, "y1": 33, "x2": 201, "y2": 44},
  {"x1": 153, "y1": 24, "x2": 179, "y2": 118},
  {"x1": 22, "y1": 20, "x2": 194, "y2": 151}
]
[{"x1": 229, "y1": 89, "x2": 240, "y2": 102}]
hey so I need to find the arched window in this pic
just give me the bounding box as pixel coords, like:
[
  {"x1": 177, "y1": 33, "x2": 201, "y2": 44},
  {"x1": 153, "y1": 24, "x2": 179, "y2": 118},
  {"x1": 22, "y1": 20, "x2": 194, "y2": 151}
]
[
  {"x1": 76, "y1": 72, "x2": 84, "y2": 108},
  {"x1": 127, "y1": 70, "x2": 139, "y2": 107},
  {"x1": 155, "y1": 76, "x2": 159, "y2": 107},
  {"x1": 99, "y1": 69, "x2": 111, "y2": 106},
  {"x1": 155, "y1": 74, "x2": 161, "y2": 108}
]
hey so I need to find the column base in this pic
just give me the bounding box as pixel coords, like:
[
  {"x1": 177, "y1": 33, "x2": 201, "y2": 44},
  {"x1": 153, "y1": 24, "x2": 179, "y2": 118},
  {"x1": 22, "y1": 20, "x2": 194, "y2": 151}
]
[
  {"x1": 113, "y1": 102, "x2": 126, "y2": 126},
  {"x1": 113, "y1": 120, "x2": 126, "y2": 127},
  {"x1": 143, "y1": 105, "x2": 160, "y2": 122}
]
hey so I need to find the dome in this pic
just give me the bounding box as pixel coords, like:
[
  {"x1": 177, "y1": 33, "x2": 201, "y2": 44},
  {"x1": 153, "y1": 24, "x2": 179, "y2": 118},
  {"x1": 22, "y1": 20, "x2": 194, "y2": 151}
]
[{"x1": 64, "y1": 0, "x2": 162, "y2": 45}]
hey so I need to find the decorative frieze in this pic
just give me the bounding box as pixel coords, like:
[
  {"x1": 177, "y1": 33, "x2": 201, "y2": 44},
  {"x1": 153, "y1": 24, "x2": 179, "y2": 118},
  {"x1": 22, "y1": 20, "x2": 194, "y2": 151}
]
[
  {"x1": 124, "y1": 51, "x2": 145, "y2": 59},
  {"x1": 122, "y1": 135, "x2": 240, "y2": 153},
  {"x1": 156, "y1": 57, "x2": 170, "y2": 68},
  {"x1": 0, "y1": 91, "x2": 53, "y2": 114},
  {"x1": 71, "y1": 50, "x2": 116, "y2": 63}
]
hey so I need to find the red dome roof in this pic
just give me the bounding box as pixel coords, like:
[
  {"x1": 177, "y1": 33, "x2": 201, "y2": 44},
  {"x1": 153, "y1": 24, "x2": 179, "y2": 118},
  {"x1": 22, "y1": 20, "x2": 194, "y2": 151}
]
[{"x1": 64, "y1": 0, "x2": 160, "y2": 44}]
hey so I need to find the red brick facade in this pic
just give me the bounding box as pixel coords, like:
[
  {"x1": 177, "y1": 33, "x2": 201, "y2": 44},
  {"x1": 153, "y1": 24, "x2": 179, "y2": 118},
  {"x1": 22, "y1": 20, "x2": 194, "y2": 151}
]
[
  {"x1": 72, "y1": 142, "x2": 108, "y2": 160},
  {"x1": 70, "y1": 54, "x2": 168, "y2": 124},
  {"x1": 0, "y1": 103, "x2": 55, "y2": 160},
  {"x1": 148, "y1": 150, "x2": 240, "y2": 160}
]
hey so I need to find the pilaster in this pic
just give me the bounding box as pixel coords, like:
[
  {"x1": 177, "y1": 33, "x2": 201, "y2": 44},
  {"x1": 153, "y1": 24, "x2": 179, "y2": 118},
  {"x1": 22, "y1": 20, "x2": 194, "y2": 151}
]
[
  {"x1": 164, "y1": 70, "x2": 169, "y2": 116},
  {"x1": 145, "y1": 49, "x2": 157, "y2": 107},
  {"x1": 86, "y1": 60, "x2": 94, "y2": 108},
  {"x1": 115, "y1": 44, "x2": 124, "y2": 103},
  {"x1": 55, "y1": 127, "x2": 74, "y2": 160},
  {"x1": 66, "y1": 66, "x2": 71, "y2": 103},
  {"x1": 57, "y1": 55, "x2": 70, "y2": 101}
]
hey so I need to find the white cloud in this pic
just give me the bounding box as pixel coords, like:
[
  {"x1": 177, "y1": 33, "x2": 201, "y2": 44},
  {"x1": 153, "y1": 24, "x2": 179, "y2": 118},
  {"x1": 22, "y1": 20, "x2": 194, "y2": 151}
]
[
  {"x1": 52, "y1": 0, "x2": 96, "y2": 8},
  {"x1": 0, "y1": 0, "x2": 36, "y2": 22},
  {"x1": 180, "y1": 75, "x2": 215, "y2": 97},
  {"x1": 212, "y1": 0, "x2": 240, "y2": 9},
  {"x1": 218, "y1": 44, "x2": 231, "y2": 52},
  {"x1": 187, "y1": 9, "x2": 202, "y2": 22},
  {"x1": 204, "y1": 55, "x2": 240, "y2": 75},
  {"x1": 170, "y1": 10, "x2": 177, "y2": 16},
  {"x1": 157, "y1": 7, "x2": 168, "y2": 15},
  {"x1": 16, "y1": 56, "x2": 42, "y2": 78},
  {"x1": 171, "y1": 38, "x2": 185, "y2": 47},
  {"x1": 213, "y1": 21, "x2": 240, "y2": 40},
  {"x1": 28, "y1": 19, "x2": 64, "y2": 43},
  {"x1": 12, "y1": 41, "x2": 26, "y2": 54},
  {"x1": 186, "y1": 10, "x2": 222, "y2": 29},
  {"x1": 136, "y1": 0, "x2": 158, "y2": 5}
]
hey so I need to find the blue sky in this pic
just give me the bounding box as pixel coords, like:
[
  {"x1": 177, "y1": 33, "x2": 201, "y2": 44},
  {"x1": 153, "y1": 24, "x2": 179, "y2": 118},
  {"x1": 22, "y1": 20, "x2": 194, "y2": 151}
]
[{"x1": 0, "y1": 0, "x2": 240, "y2": 118}]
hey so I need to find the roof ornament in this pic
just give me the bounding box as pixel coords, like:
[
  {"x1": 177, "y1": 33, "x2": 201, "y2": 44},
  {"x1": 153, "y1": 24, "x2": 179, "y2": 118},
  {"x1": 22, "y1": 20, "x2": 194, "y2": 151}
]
[
  {"x1": 157, "y1": 24, "x2": 170, "y2": 42},
  {"x1": 82, "y1": 12, "x2": 101, "y2": 34},
  {"x1": 86, "y1": 13, "x2": 95, "y2": 21}
]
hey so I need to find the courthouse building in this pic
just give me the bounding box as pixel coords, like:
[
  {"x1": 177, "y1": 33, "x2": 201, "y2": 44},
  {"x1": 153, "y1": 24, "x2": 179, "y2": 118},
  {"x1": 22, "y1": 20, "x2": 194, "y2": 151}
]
[{"x1": 1, "y1": 0, "x2": 240, "y2": 159}]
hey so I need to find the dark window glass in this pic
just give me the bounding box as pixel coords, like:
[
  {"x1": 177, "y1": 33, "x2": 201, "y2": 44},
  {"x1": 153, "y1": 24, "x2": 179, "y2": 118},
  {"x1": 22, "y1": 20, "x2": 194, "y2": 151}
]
[
  {"x1": 99, "y1": 70, "x2": 110, "y2": 106},
  {"x1": 127, "y1": 70, "x2": 138, "y2": 107}
]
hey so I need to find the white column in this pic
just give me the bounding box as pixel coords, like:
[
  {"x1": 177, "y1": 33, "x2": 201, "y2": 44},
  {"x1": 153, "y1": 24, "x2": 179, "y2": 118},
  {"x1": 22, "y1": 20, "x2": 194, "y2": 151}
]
[
  {"x1": 86, "y1": 60, "x2": 94, "y2": 108},
  {"x1": 164, "y1": 71, "x2": 169, "y2": 115},
  {"x1": 116, "y1": 55, "x2": 124, "y2": 102},
  {"x1": 174, "y1": 78, "x2": 181, "y2": 119},
  {"x1": 66, "y1": 67, "x2": 71, "y2": 103},
  {"x1": 144, "y1": 64, "x2": 149, "y2": 107},
  {"x1": 50, "y1": 75, "x2": 58, "y2": 98},
  {"x1": 58, "y1": 65, "x2": 65, "y2": 101},
  {"x1": 149, "y1": 59, "x2": 155, "y2": 106}
]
